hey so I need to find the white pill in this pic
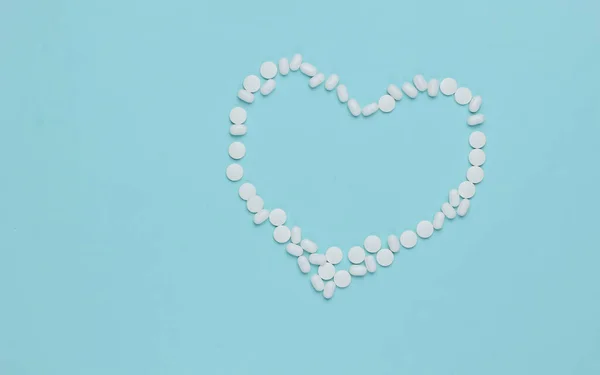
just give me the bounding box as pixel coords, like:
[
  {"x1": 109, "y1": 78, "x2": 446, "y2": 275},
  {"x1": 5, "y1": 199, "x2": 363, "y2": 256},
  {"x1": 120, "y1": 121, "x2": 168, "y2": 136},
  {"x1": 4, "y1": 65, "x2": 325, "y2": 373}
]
[
  {"x1": 297, "y1": 256, "x2": 310, "y2": 273},
  {"x1": 273, "y1": 225, "x2": 291, "y2": 243},
  {"x1": 238, "y1": 183, "x2": 256, "y2": 200},
  {"x1": 469, "y1": 95, "x2": 482, "y2": 112},
  {"x1": 400, "y1": 230, "x2": 417, "y2": 249},
  {"x1": 323, "y1": 281, "x2": 336, "y2": 299},
  {"x1": 454, "y1": 87, "x2": 472, "y2": 105},
  {"x1": 387, "y1": 235, "x2": 400, "y2": 253},
  {"x1": 325, "y1": 74, "x2": 339, "y2": 91},
  {"x1": 229, "y1": 125, "x2": 247, "y2": 136},
  {"x1": 226, "y1": 163, "x2": 243, "y2": 181},
  {"x1": 376, "y1": 249, "x2": 394, "y2": 267},
  {"x1": 348, "y1": 246, "x2": 366, "y2": 264},
  {"x1": 457, "y1": 198, "x2": 470, "y2": 217},
  {"x1": 237, "y1": 89, "x2": 254, "y2": 103},
  {"x1": 260, "y1": 61, "x2": 278, "y2": 79},
  {"x1": 402, "y1": 82, "x2": 418, "y2": 98},
  {"x1": 228, "y1": 142, "x2": 246, "y2": 160},
  {"x1": 387, "y1": 84, "x2": 403, "y2": 100},
  {"x1": 291, "y1": 226, "x2": 301, "y2": 244},
  {"x1": 334, "y1": 270, "x2": 351, "y2": 288},
  {"x1": 337, "y1": 84, "x2": 349, "y2": 103},
  {"x1": 300, "y1": 239, "x2": 318, "y2": 254},
  {"x1": 362, "y1": 103, "x2": 379, "y2": 117},
  {"x1": 433, "y1": 212, "x2": 445, "y2": 230},
  {"x1": 349, "y1": 265, "x2": 367, "y2": 276},
  {"x1": 243, "y1": 75, "x2": 261, "y2": 93},
  {"x1": 309, "y1": 73, "x2": 325, "y2": 88},
  {"x1": 289, "y1": 54, "x2": 302, "y2": 71},
  {"x1": 300, "y1": 62, "x2": 317, "y2": 77},
  {"x1": 278, "y1": 58, "x2": 290, "y2": 76},
  {"x1": 469, "y1": 131, "x2": 487, "y2": 149},
  {"x1": 427, "y1": 79, "x2": 439, "y2": 97},
  {"x1": 459, "y1": 181, "x2": 476, "y2": 199},
  {"x1": 246, "y1": 195, "x2": 264, "y2": 213},
  {"x1": 364, "y1": 235, "x2": 382, "y2": 253},
  {"x1": 318, "y1": 263, "x2": 335, "y2": 280},
  {"x1": 348, "y1": 99, "x2": 361, "y2": 116},
  {"x1": 441, "y1": 203, "x2": 457, "y2": 219},
  {"x1": 260, "y1": 79, "x2": 276, "y2": 96},
  {"x1": 416, "y1": 221, "x2": 434, "y2": 239},
  {"x1": 449, "y1": 189, "x2": 460, "y2": 207},
  {"x1": 229, "y1": 107, "x2": 247, "y2": 124},
  {"x1": 378, "y1": 95, "x2": 396, "y2": 113},
  {"x1": 467, "y1": 114, "x2": 485, "y2": 126},
  {"x1": 311, "y1": 274, "x2": 324, "y2": 292},
  {"x1": 365, "y1": 255, "x2": 377, "y2": 273},
  {"x1": 413, "y1": 74, "x2": 428, "y2": 91},
  {"x1": 309, "y1": 253, "x2": 326, "y2": 266},
  {"x1": 269, "y1": 208, "x2": 287, "y2": 226},
  {"x1": 467, "y1": 166, "x2": 484, "y2": 184},
  {"x1": 469, "y1": 149, "x2": 486, "y2": 166},
  {"x1": 326, "y1": 247, "x2": 343, "y2": 265},
  {"x1": 286, "y1": 243, "x2": 303, "y2": 257},
  {"x1": 253, "y1": 209, "x2": 270, "y2": 224},
  {"x1": 440, "y1": 78, "x2": 458, "y2": 95}
]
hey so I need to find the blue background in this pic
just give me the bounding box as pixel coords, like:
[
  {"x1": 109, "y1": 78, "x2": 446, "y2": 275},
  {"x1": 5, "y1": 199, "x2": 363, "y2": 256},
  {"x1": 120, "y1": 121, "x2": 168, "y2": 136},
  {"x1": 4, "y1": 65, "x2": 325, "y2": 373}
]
[{"x1": 1, "y1": 0, "x2": 599, "y2": 374}]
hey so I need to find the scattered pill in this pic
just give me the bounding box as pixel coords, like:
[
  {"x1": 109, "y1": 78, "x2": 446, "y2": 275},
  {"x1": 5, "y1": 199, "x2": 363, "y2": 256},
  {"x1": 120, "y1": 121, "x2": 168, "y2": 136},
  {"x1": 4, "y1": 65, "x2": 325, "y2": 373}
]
[
  {"x1": 273, "y1": 225, "x2": 291, "y2": 243},
  {"x1": 428, "y1": 79, "x2": 439, "y2": 97},
  {"x1": 337, "y1": 84, "x2": 349, "y2": 103},
  {"x1": 291, "y1": 226, "x2": 301, "y2": 244},
  {"x1": 348, "y1": 246, "x2": 366, "y2": 264},
  {"x1": 286, "y1": 243, "x2": 303, "y2": 257},
  {"x1": 323, "y1": 281, "x2": 336, "y2": 299},
  {"x1": 253, "y1": 209, "x2": 270, "y2": 224},
  {"x1": 229, "y1": 107, "x2": 247, "y2": 124},
  {"x1": 457, "y1": 198, "x2": 470, "y2": 217},
  {"x1": 278, "y1": 58, "x2": 289, "y2": 76},
  {"x1": 300, "y1": 62, "x2": 317, "y2": 77},
  {"x1": 238, "y1": 183, "x2": 256, "y2": 200},
  {"x1": 469, "y1": 131, "x2": 486, "y2": 148},
  {"x1": 454, "y1": 87, "x2": 472, "y2": 105},
  {"x1": 349, "y1": 265, "x2": 367, "y2": 276},
  {"x1": 378, "y1": 95, "x2": 396, "y2": 113},
  {"x1": 433, "y1": 212, "x2": 445, "y2": 230},
  {"x1": 469, "y1": 95, "x2": 482, "y2": 112},
  {"x1": 376, "y1": 249, "x2": 394, "y2": 267},
  {"x1": 325, "y1": 74, "x2": 339, "y2": 91},
  {"x1": 416, "y1": 220, "x2": 434, "y2": 239},
  {"x1": 243, "y1": 75, "x2": 261, "y2": 93},
  {"x1": 297, "y1": 256, "x2": 310, "y2": 273},
  {"x1": 260, "y1": 79, "x2": 276, "y2": 96},
  {"x1": 290, "y1": 54, "x2": 302, "y2": 71},
  {"x1": 269, "y1": 208, "x2": 287, "y2": 226},
  {"x1": 365, "y1": 255, "x2": 377, "y2": 273},
  {"x1": 309, "y1": 253, "x2": 326, "y2": 265},
  {"x1": 318, "y1": 263, "x2": 335, "y2": 280},
  {"x1": 311, "y1": 274, "x2": 325, "y2": 292},
  {"x1": 400, "y1": 230, "x2": 417, "y2": 249},
  {"x1": 362, "y1": 103, "x2": 379, "y2": 117},
  {"x1": 226, "y1": 163, "x2": 243, "y2": 181},
  {"x1": 387, "y1": 84, "x2": 403, "y2": 100},
  {"x1": 442, "y1": 203, "x2": 457, "y2": 219},
  {"x1": 440, "y1": 78, "x2": 458, "y2": 95},
  {"x1": 402, "y1": 82, "x2": 418, "y2": 98},
  {"x1": 237, "y1": 89, "x2": 254, "y2": 103},
  {"x1": 326, "y1": 247, "x2": 343, "y2": 265},
  {"x1": 348, "y1": 99, "x2": 361, "y2": 116},
  {"x1": 459, "y1": 181, "x2": 476, "y2": 199},
  {"x1": 309, "y1": 73, "x2": 325, "y2": 88},
  {"x1": 467, "y1": 166, "x2": 484, "y2": 184},
  {"x1": 467, "y1": 114, "x2": 485, "y2": 126},
  {"x1": 228, "y1": 142, "x2": 246, "y2": 160},
  {"x1": 246, "y1": 195, "x2": 264, "y2": 213},
  {"x1": 301, "y1": 239, "x2": 318, "y2": 253},
  {"x1": 469, "y1": 149, "x2": 486, "y2": 166},
  {"x1": 449, "y1": 189, "x2": 460, "y2": 207},
  {"x1": 413, "y1": 75, "x2": 428, "y2": 91},
  {"x1": 229, "y1": 125, "x2": 247, "y2": 136},
  {"x1": 364, "y1": 235, "x2": 382, "y2": 253},
  {"x1": 388, "y1": 235, "x2": 400, "y2": 253},
  {"x1": 260, "y1": 61, "x2": 278, "y2": 79},
  {"x1": 334, "y1": 270, "x2": 351, "y2": 288}
]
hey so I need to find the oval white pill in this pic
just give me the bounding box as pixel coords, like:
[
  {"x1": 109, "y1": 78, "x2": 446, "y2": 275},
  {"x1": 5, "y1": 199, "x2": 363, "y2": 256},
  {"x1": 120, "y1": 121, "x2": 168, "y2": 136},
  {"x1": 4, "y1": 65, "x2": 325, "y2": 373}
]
[
  {"x1": 228, "y1": 142, "x2": 246, "y2": 160},
  {"x1": 457, "y1": 198, "x2": 470, "y2": 217},
  {"x1": 246, "y1": 195, "x2": 264, "y2": 213},
  {"x1": 309, "y1": 73, "x2": 325, "y2": 88},
  {"x1": 253, "y1": 209, "x2": 270, "y2": 224},
  {"x1": 243, "y1": 75, "x2": 261, "y2": 93},
  {"x1": 325, "y1": 74, "x2": 339, "y2": 91},
  {"x1": 300, "y1": 62, "x2": 317, "y2": 77},
  {"x1": 440, "y1": 78, "x2": 458, "y2": 95},
  {"x1": 387, "y1": 84, "x2": 403, "y2": 100},
  {"x1": 376, "y1": 249, "x2": 394, "y2": 267},
  {"x1": 300, "y1": 239, "x2": 318, "y2": 254},
  {"x1": 309, "y1": 253, "x2": 326, "y2": 266},
  {"x1": 334, "y1": 270, "x2": 351, "y2": 288},
  {"x1": 467, "y1": 114, "x2": 485, "y2": 126},
  {"x1": 428, "y1": 79, "x2": 439, "y2": 97},
  {"x1": 260, "y1": 79, "x2": 276, "y2": 96},
  {"x1": 469, "y1": 131, "x2": 486, "y2": 149},
  {"x1": 413, "y1": 74, "x2": 428, "y2": 91},
  {"x1": 469, "y1": 95, "x2": 482, "y2": 112},
  {"x1": 467, "y1": 166, "x2": 484, "y2": 184},
  {"x1": 318, "y1": 263, "x2": 335, "y2": 280},
  {"x1": 442, "y1": 203, "x2": 457, "y2": 219},
  {"x1": 273, "y1": 225, "x2": 291, "y2": 243},
  {"x1": 348, "y1": 99, "x2": 361, "y2": 116},
  {"x1": 365, "y1": 255, "x2": 377, "y2": 273},
  {"x1": 237, "y1": 89, "x2": 254, "y2": 103},
  {"x1": 278, "y1": 58, "x2": 289, "y2": 76},
  {"x1": 469, "y1": 149, "x2": 486, "y2": 166},
  {"x1": 291, "y1": 226, "x2": 301, "y2": 244},
  {"x1": 433, "y1": 212, "x2": 445, "y2": 230},
  {"x1": 226, "y1": 163, "x2": 243, "y2": 181},
  {"x1": 289, "y1": 54, "x2": 302, "y2": 71},
  {"x1": 297, "y1": 256, "x2": 310, "y2": 273},
  {"x1": 229, "y1": 107, "x2": 247, "y2": 124},
  {"x1": 238, "y1": 182, "x2": 256, "y2": 201},
  {"x1": 364, "y1": 235, "x2": 382, "y2": 253},
  {"x1": 416, "y1": 221, "x2": 434, "y2": 239},
  {"x1": 337, "y1": 84, "x2": 349, "y2": 103},
  {"x1": 323, "y1": 281, "x2": 336, "y2": 299},
  {"x1": 260, "y1": 61, "x2": 277, "y2": 79},
  {"x1": 269, "y1": 208, "x2": 287, "y2": 226},
  {"x1": 449, "y1": 189, "x2": 460, "y2": 207},
  {"x1": 378, "y1": 95, "x2": 396, "y2": 113},
  {"x1": 349, "y1": 265, "x2": 367, "y2": 276},
  {"x1": 326, "y1": 247, "x2": 343, "y2": 265},
  {"x1": 459, "y1": 181, "x2": 476, "y2": 199},
  {"x1": 229, "y1": 124, "x2": 247, "y2": 136},
  {"x1": 400, "y1": 230, "x2": 417, "y2": 249},
  {"x1": 454, "y1": 87, "x2": 472, "y2": 105},
  {"x1": 311, "y1": 274, "x2": 325, "y2": 292},
  {"x1": 348, "y1": 246, "x2": 366, "y2": 264},
  {"x1": 286, "y1": 243, "x2": 303, "y2": 257},
  {"x1": 402, "y1": 82, "x2": 418, "y2": 98},
  {"x1": 388, "y1": 235, "x2": 400, "y2": 253},
  {"x1": 362, "y1": 103, "x2": 379, "y2": 117}
]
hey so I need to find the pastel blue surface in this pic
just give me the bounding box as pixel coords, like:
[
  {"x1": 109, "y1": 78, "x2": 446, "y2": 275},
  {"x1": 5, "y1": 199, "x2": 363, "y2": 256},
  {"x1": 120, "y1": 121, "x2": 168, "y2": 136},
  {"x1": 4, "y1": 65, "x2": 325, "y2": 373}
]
[{"x1": 1, "y1": 0, "x2": 599, "y2": 374}]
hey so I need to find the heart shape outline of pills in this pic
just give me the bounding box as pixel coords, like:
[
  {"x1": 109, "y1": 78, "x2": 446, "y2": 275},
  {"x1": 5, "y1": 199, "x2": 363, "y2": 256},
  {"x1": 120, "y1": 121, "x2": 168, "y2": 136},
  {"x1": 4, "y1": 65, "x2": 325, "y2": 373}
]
[{"x1": 227, "y1": 54, "x2": 487, "y2": 300}]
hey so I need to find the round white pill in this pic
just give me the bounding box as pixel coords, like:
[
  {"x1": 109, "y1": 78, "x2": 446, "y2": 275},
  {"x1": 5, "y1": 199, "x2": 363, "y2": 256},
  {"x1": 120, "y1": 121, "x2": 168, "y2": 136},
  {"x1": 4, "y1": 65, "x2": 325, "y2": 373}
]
[
  {"x1": 228, "y1": 142, "x2": 246, "y2": 160},
  {"x1": 376, "y1": 249, "x2": 394, "y2": 267},
  {"x1": 246, "y1": 195, "x2": 264, "y2": 213},
  {"x1": 229, "y1": 107, "x2": 247, "y2": 124},
  {"x1": 253, "y1": 209, "x2": 270, "y2": 224},
  {"x1": 469, "y1": 149, "x2": 486, "y2": 166},
  {"x1": 269, "y1": 208, "x2": 287, "y2": 226},
  {"x1": 449, "y1": 189, "x2": 460, "y2": 207},
  {"x1": 289, "y1": 54, "x2": 302, "y2": 71},
  {"x1": 387, "y1": 84, "x2": 403, "y2": 100},
  {"x1": 286, "y1": 243, "x2": 303, "y2": 257},
  {"x1": 309, "y1": 253, "x2": 326, "y2": 266},
  {"x1": 469, "y1": 95, "x2": 482, "y2": 112},
  {"x1": 467, "y1": 114, "x2": 485, "y2": 126},
  {"x1": 323, "y1": 281, "x2": 336, "y2": 299},
  {"x1": 349, "y1": 265, "x2": 367, "y2": 276},
  {"x1": 297, "y1": 256, "x2": 310, "y2": 273},
  {"x1": 365, "y1": 255, "x2": 377, "y2": 273},
  {"x1": 229, "y1": 125, "x2": 247, "y2": 136},
  {"x1": 457, "y1": 199, "x2": 470, "y2": 217},
  {"x1": 402, "y1": 82, "x2": 418, "y2": 98},
  {"x1": 300, "y1": 62, "x2": 317, "y2": 77},
  {"x1": 273, "y1": 225, "x2": 291, "y2": 243},
  {"x1": 260, "y1": 79, "x2": 276, "y2": 96},
  {"x1": 362, "y1": 103, "x2": 379, "y2": 117},
  {"x1": 348, "y1": 99, "x2": 361, "y2": 116},
  {"x1": 416, "y1": 221, "x2": 434, "y2": 239},
  {"x1": 378, "y1": 95, "x2": 396, "y2": 113},
  {"x1": 309, "y1": 73, "x2": 325, "y2": 88},
  {"x1": 226, "y1": 163, "x2": 243, "y2": 181},
  {"x1": 454, "y1": 87, "x2": 472, "y2": 105},
  {"x1": 291, "y1": 226, "x2": 301, "y2": 244},
  {"x1": 442, "y1": 203, "x2": 457, "y2": 219},
  {"x1": 413, "y1": 74, "x2": 428, "y2": 91},
  {"x1": 318, "y1": 263, "x2": 335, "y2": 280},
  {"x1": 237, "y1": 89, "x2": 254, "y2": 104},
  {"x1": 469, "y1": 131, "x2": 487, "y2": 149},
  {"x1": 300, "y1": 239, "x2": 318, "y2": 254},
  {"x1": 348, "y1": 246, "x2": 366, "y2": 264},
  {"x1": 440, "y1": 78, "x2": 458, "y2": 95},
  {"x1": 459, "y1": 181, "x2": 476, "y2": 199},
  {"x1": 433, "y1": 212, "x2": 445, "y2": 230},
  {"x1": 238, "y1": 183, "x2": 256, "y2": 200},
  {"x1": 388, "y1": 235, "x2": 400, "y2": 253},
  {"x1": 467, "y1": 166, "x2": 484, "y2": 184},
  {"x1": 260, "y1": 61, "x2": 277, "y2": 79},
  {"x1": 326, "y1": 247, "x2": 343, "y2": 265},
  {"x1": 428, "y1": 79, "x2": 439, "y2": 97},
  {"x1": 334, "y1": 270, "x2": 351, "y2": 288},
  {"x1": 337, "y1": 84, "x2": 349, "y2": 103},
  {"x1": 278, "y1": 58, "x2": 289, "y2": 76},
  {"x1": 325, "y1": 74, "x2": 339, "y2": 91},
  {"x1": 400, "y1": 230, "x2": 417, "y2": 249},
  {"x1": 364, "y1": 235, "x2": 382, "y2": 253},
  {"x1": 311, "y1": 274, "x2": 324, "y2": 292},
  {"x1": 243, "y1": 75, "x2": 261, "y2": 93}
]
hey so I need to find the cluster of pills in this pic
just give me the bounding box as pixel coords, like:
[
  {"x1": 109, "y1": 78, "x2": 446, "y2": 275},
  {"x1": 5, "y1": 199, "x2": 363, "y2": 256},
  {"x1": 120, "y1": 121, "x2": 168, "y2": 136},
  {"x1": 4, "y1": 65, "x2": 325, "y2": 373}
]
[{"x1": 226, "y1": 54, "x2": 487, "y2": 300}]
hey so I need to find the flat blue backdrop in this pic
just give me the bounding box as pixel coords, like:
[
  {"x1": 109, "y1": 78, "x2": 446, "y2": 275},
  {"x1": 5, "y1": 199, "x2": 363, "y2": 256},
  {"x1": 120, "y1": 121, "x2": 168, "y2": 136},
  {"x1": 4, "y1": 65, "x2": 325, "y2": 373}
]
[{"x1": 1, "y1": 0, "x2": 599, "y2": 374}]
